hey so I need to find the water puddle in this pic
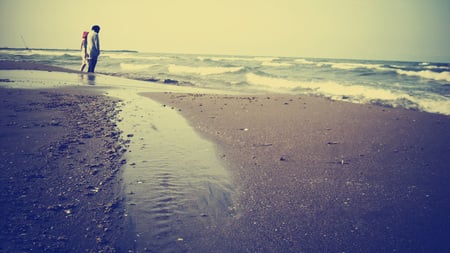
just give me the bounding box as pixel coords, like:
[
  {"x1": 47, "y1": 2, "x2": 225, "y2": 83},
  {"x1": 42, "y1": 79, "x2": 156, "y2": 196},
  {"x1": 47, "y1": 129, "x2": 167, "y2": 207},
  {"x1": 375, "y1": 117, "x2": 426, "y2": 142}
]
[{"x1": 1, "y1": 71, "x2": 237, "y2": 252}]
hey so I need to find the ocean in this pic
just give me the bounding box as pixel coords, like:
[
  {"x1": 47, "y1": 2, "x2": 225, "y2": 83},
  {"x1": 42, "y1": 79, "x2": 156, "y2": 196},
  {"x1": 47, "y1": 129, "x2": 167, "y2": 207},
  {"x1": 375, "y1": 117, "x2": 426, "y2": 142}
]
[{"x1": 1, "y1": 48, "x2": 449, "y2": 115}]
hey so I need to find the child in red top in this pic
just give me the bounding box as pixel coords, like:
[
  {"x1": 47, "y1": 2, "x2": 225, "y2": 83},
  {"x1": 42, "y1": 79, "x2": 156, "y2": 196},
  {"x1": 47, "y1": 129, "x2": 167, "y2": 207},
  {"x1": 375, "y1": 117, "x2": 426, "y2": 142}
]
[{"x1": 80, "y1": 31, "x2": 89, "y2": 72}]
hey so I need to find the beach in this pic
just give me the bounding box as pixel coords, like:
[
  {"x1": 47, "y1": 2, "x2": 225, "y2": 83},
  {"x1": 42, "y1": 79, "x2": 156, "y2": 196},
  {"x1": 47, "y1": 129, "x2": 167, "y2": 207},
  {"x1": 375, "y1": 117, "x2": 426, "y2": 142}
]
[
  {"x1": 146, "y1": 92, "x2": 450, "y2": 252},
  {"x1": 1, "y1": 61, "x2": 450, "y2": 252}
]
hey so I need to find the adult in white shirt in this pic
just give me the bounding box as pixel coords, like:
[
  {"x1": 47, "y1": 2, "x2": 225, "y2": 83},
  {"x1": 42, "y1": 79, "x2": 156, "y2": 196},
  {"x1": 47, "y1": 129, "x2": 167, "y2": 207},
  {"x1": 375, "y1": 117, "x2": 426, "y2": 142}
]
[{"x1": 87, "y1": 25, "x2": 101, "y2": 73}]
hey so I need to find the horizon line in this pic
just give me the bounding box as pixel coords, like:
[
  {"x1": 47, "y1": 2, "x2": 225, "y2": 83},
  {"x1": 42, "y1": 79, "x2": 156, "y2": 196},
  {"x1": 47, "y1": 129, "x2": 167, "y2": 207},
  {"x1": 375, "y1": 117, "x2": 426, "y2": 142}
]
[{"x1": 1, "y1": 46, "x2": 448, "y2": 64}]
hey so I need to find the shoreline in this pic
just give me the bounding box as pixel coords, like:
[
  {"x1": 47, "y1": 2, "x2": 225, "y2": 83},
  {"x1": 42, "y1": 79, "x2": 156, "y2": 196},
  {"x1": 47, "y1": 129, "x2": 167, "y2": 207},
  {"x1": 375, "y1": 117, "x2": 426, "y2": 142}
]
[
  {"x1": 0, "y1": 60, "x2": 82, "y2": 73},
  {"x1": 146, "y1": 92, "x2": 450, "y2": 252}
]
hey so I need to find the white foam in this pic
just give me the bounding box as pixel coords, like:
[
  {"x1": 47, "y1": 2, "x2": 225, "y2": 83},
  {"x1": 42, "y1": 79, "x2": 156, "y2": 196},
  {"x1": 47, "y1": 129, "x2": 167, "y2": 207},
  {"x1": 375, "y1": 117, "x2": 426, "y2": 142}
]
[
  {"x1": 409, "y1": 97, "x2": 450, "y2": 115},
  {"x1": 168, "y1": 64, "x2": 243, "y2": 75}
]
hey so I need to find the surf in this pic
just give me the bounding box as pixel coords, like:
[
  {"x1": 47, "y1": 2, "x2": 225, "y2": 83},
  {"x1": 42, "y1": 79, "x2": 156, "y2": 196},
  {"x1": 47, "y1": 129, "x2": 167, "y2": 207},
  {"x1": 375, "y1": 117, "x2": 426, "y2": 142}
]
[{"x1": 246, "y1": 73, "x2": 450, "y2": 115}]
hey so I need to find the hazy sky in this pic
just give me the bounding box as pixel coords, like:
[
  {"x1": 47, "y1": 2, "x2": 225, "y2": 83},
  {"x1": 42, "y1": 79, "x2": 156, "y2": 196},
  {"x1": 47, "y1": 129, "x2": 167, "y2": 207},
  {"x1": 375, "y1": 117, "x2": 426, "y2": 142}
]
[{"x1": 1, "y1": 0, "x2": 449, "y2": 62}]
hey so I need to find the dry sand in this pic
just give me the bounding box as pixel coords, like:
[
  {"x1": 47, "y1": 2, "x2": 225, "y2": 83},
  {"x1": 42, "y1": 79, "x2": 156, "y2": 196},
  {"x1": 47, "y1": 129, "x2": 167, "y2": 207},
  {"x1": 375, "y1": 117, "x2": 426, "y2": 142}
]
[{"x1": 146, "y1": 92, "x2": 450, "y2": 252}]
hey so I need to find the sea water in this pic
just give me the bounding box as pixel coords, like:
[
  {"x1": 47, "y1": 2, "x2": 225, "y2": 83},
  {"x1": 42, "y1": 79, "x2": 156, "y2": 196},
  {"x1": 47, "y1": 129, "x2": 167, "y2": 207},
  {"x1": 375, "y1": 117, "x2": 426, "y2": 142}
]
[{"x1": 1, "y1": 48, "x2": 449, "y2": 115}]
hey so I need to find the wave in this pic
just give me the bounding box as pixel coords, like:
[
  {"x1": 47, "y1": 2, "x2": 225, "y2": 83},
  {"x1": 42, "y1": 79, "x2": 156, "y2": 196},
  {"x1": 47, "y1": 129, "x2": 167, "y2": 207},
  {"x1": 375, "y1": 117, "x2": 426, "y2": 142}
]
[
  {"x1": 395, "y1": 69, "x2": 450, "y2": 82},
  {"x1": 246, "y1": 73, "x2": 450, "y2": 115},
  {"x1": 168, "y1": 64, "x2": 243, "y2": 75},
  {"x1": 247, "y1": 73, "x2": 401, "y2": 99}
]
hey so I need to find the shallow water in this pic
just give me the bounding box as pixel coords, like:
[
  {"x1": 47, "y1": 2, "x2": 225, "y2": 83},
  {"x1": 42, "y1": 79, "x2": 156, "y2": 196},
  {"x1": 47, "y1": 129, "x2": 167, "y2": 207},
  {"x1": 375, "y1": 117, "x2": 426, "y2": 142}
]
[
  {"x1": 0, "y1": 70, "x2": 237, "y2": 252},
  {"x1": 107, "y1": 89, "x2": 236, "y2": 252}
]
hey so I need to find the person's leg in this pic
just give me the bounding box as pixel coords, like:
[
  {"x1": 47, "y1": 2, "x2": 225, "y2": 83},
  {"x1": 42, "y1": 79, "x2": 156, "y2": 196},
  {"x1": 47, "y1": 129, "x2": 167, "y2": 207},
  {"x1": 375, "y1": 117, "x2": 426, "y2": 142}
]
[
  {"x1": 80, "y1": 62, "x2": 86, "y2": 72},
  {"x1": 87, "y1": 60, "x2": 93, "y2": 73},
  {"x1": 88, "y1": 57, "x2": 98, "y2": 73}
]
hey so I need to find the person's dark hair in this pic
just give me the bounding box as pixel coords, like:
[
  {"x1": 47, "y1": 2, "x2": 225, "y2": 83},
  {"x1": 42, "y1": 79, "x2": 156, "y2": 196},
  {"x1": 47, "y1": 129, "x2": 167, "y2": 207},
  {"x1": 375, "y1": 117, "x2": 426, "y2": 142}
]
[{"x1": 91, "y1": 25, "x2": 101, "y2": 33}]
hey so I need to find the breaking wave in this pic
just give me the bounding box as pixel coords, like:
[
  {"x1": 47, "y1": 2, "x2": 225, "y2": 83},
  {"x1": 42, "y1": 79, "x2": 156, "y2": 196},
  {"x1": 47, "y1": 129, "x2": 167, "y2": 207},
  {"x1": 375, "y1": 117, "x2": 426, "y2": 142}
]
[{"x1": 246, "y1": 73, "x2": 450, "y2": 115}]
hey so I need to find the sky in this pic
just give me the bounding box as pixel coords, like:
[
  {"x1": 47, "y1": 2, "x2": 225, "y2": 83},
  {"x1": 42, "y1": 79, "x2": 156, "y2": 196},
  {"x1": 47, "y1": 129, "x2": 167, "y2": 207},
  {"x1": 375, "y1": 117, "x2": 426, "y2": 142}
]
[{"x1": 0, "y1": 0, "x2": 449, "y2": 62}]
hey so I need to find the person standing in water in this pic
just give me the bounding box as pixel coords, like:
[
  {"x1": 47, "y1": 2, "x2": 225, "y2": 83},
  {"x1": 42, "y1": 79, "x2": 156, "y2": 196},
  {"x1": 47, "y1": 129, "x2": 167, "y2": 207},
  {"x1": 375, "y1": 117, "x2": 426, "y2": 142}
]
[
  {"x1": 87, "y1": 25, "x2": 101, "y2": 73},
  {"x1": 80, "y1": 31, "x2": 88, "y2": 72}
]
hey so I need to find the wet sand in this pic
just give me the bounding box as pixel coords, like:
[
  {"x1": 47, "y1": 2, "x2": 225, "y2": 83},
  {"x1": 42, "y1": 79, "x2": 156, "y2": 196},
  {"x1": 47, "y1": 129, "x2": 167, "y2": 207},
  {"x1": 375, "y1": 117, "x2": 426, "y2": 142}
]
[
  {"x1": 146, "y1": 92, "x2": 450, "y2": 252},
  {"x1": 0, "y1": 62, "x2": 132, "y2": 251},
  {"x1": 0, "y1": 60, "x2": 81, "y2": 73}
]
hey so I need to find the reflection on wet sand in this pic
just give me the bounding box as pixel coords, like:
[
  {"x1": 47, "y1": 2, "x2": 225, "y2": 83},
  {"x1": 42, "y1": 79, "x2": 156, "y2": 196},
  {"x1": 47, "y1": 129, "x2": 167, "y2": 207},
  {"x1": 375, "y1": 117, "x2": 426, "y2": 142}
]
[{"x1": 79, "y1": 73, "x2": 96, "y2": 85}]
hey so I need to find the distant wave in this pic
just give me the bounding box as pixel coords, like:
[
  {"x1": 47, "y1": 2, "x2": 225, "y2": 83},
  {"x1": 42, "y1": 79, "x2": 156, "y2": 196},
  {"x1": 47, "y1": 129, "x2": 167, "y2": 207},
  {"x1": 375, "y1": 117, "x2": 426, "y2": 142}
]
[
  {"x1": 327, "y1": 62, "x2": 450, "y2": 82},
  {"x1": 120, "y1": 63, "x2": 155, "y2": 71},
  {"x1": 106, "y1": 53, "x2": 170, "y2": 61},
  {"x1": 295, "y1": 59, "x2": 387, "y2": 72},
  {"x1": 423, "y1": 65, "x2": 450, "y2": 71},
  {"x1": 294, "y1": 59, "x2": 317, "y2": 65},
  {"x1": 169, "y1": 64, "x2": 243, "y2": 75},
  {"x1": 329, "y1": 62, "x2": 386, "y2": 71},
  {"x1": 261, "y1": 61, "x2": 292, "y2": 67},
  {"x1": 295, "y1": 59, "x2": 450, "y2": 82},
  {"x1": 1, "y1": 49, "x2": 81, "y2": 58},
  {"x1": 246, "y1": 73, "x2": 450, "y2": 115},
  {"x1": 199, "y1": 56, "x2": 277, "y2": 63}
]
